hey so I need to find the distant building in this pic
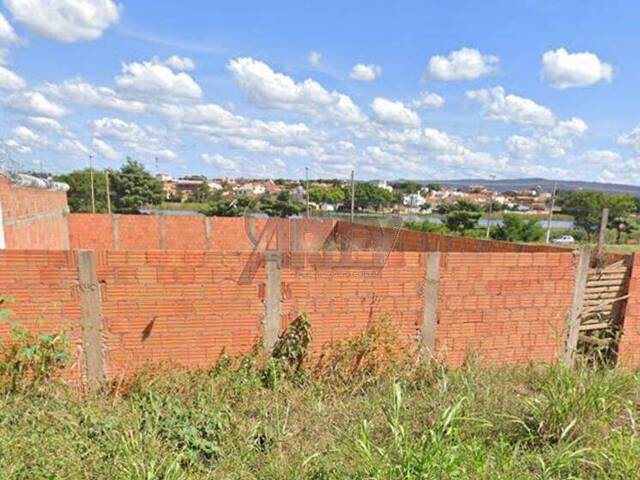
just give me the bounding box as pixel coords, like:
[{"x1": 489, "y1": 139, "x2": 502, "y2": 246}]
[
  {"x1": 375, "y1": 180, "x2": 393, "y2": 192},
  {"x1": 156, "y1": 173, "x2": 176, "y2": 199},
  {"x1": 403, "y1": 193, "x2": 426, "y2": 209},
  {"x1": 291, "y1": 185, "x2": 306, "y2": 203},
  {"x1": 235, "y1": 182, "x2": 266, "y2": 196}
]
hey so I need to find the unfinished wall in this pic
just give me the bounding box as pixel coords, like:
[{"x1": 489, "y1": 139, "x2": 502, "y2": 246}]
[
  {"x1": 0, "y1": 176, "x2": 69, "y2": 250},
  {"x1": 619, "y1": 253, "x2": 640, "y2": 367},
  {"x1": 0, "y1": 250, "x2": 83, "y2": 381},
  {"x1": 437, "y1": 252, "x2": 575, "y2": 366}
]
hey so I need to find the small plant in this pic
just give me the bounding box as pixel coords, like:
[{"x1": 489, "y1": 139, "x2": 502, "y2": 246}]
[
  {"x1": 272, "y1": 313, "x2": 313, "y2": 375},
  {"x1": 0, "y1": 295, "x2": 71, "y2": 391}
]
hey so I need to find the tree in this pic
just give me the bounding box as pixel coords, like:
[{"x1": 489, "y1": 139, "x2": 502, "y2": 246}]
[
  {"x1": 308, "y1": 187, "x2": 345, "y2": 206},
  {"x1": 352, "y1": 183, "x2": 394, "y2": 211},
  {"x1": 56, "y1": 169, "x2": 109, "y2": 213},
  {"x1": 491, "y1": 214, "x2": 544, "y2": 243},
  {"x1": 436, "y1": 199, "x2": 482, "y2": 215},
  {"x1": 193, "y1": 182, "x2": 211, "y2": 203},
  {"x1": 200, "y1": 197, "x2": 252, "y2": 217},
  {"x1": 558, "y1": 191, "x2": 636, "y2": 238},
  {"x1": 110, "y1": 159, "x2": 163, "y2": 214},
  {"x1": 394, "y1": 181, "x2": 421, "y2": 195},
  {"x1": 426, "y1": 182, "x2": 442, "y2": 192},
  {"x1": 404, "y1": 220, "x2": 448, "y2": 234},
  {"x1": 259, "y1": 196, "x2": 305, "y2": 218},
  {"x1": 445, "y1": 211, "x2": 481, "y2": 234}
]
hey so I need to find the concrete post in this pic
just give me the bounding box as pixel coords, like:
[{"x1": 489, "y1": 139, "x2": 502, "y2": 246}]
[
  {"x1": 77, "y1": 250, "x2": 106, "y2": 389},
  {"x1": 564, "y1": 245, "x2": 591, "y2": 366},
  {"x1": 159, "y1": 216, "x2": 168, "y2": 250},
  {"x1": 0, "y1": 199, "x2": 5, "y2": 250},
  {"x1": 204, "y1": 217, "x2": 212, "y2": 250},
  {"x1": 62, "y1": 207, "x2": 70, "y2": 250},
  {"x1": 263, "y1": 251, "x2": 282, "y2": 352},
  {"x1": 111, "y1": 215, "x2": 120, "y2": 250},
  {"x1": 421, "y1": 252, "x2": 441, "y2": 354}
]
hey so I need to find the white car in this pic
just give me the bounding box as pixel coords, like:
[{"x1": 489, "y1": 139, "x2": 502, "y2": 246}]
[{"x1": 552, "y1": 235, "x2": 575, "y2": 245}]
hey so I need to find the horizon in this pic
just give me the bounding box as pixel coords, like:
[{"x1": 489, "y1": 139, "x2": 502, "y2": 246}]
[{"x1": 0, "y1": 1, "x2": 639, "y2": 184}]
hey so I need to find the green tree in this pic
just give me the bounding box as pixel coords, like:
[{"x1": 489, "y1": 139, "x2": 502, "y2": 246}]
[
  {"x1": 436, "y1": 199, "x2": 481, "y2": 215},
  {"x1": 404, "y1": 220, "x2": 448, "y2": 234},
  {"x1": 426, "y1": 182, "x2": 442, "y2": 192},
  {"x1": 558, "y1": 191, "x2": 636, "y2": 238},
  {"x1": 352, "y1": 183, "x2": 394, "y2": 211},
  {"x1": 193, "y1": 182, "x2": 212, "y2": 203},
  {"x1": 259, "y1": 196, "x2": 305, "y2": 218},
  {"x1": 491, "y1": 214, "x2": 544, "y2": 243},
  {"x1": 56, "y1": 169, "x2": 109, "y2": 213},
  {"x1": 308, "y1": 187, "x2": 345, "y2": 206},
  {"x1": 110, "y1": 159, "x2": 163, "y2": 214},
  {"x1": 200, "y1": 197, "x2": 252, "y2": 217},
  {"x1": 394, "y1": 181, "x2": 421, "y2": 195},
  {"x1": 445, "y1": 211, "x2": 481, "y2": 234}
]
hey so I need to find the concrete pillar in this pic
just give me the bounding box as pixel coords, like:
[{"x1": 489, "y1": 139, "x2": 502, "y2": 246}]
[
  {"x1": 111, "y1": 215, "x2": 120, "y2": 250},
  {"x1": 263, "y1": 251, "x2": 282, "y2": 352},
  {"x1": 77, "y1": 250, "x2": 106, "y2": 389},
  {"x1": 0, "y1": 199, "x2": 5, "y2": 250},
  {"x1": 159, "y1": 216, "x2": 167, "y2": 250},
  {"x1": 62, "y1": 207, "x2": 70, "y2": 250},
  {"x1": 204, "y1": 217, "x2": 212, "y2": 250},
  {"x1": 421, "y1": 252, "x2": 441, "y2": 354},
  {"x1": 564, "y1": 245, "x2": 591, "y2": 366}
]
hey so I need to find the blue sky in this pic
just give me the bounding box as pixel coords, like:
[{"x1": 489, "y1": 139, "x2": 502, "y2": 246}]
[{"x1": 0, "y1": 0, "x2": 639, "y2": 183}]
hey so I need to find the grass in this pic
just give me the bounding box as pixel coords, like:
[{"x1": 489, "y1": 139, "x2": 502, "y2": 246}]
[{"x1": 1, "y1": 320, "x2": 639, "y2": 479}]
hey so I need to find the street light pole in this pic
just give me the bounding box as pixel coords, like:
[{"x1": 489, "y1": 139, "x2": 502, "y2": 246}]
[
  {"x1": 545, "y1": 181, "x2": 558, "y2": 243},
  {"x1": 485, "y1": 175, "x2": 496, "y2": 239},
  {"x1": 89, "y1": 154, "x2": 96, "y2": 214},
  {"x1": 350, "y1": 170, "x2": 355, "y2": 223}
]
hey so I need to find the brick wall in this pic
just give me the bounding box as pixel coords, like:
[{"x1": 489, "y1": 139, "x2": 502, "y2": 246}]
[
  {"x1": 0, "y1": 246, "x2": 580, "y2": 383},
  {"x1": 69, "y1": 214, "x2": 337, "y2": 252},
  {"x1": 0, "y1": 250, "x2": 83, "y2": 381},
  {"x1": 96, "y1": 251, "x2": 264, "y2": 378},
  {"x1": 619, "y1": 253, "x2": 640, "y2": 367},
  {"x1": 437, "y1": 252, "x2": 576, "y2": 366},
  {"x1": 0, "y1": 177, "x2": 69, "y2": 250}
]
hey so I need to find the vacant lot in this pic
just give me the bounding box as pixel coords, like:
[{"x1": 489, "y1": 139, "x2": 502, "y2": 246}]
[{"x1": 1, "y1": 320, "x2": 639, "y2": 480}]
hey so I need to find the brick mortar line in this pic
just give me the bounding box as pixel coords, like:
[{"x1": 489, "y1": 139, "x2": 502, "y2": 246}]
[{"x1": 4, "y1": 206, "x2": 69, "y2": 227}]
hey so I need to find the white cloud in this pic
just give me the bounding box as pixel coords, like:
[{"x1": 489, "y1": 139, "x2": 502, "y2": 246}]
[
  {"x1": 466, "y1": 86, "x2": 556, "y2": 126},
  {"x1": 273, "y1": 158, "x2": 286, "y2": 169},
  {"x1": 412, "y1": 91, "x2": 444, "y2": 109},
  {"x1": 28, "y1": 116, "x2": 64, "y2": 132},
  {"x1": 201, "y1": 153, "x2": 239, "y2": 172},
  {"x1": 505, "y1": 117, "x2": 588, "y2": 159},
  {"x1": 228, "y1": 57, "x2": 367, "y2": 124},
  {"x1": 54, "y1": 138, "x2": 89, "y2": 157},
  {"x1": 542, "y1": 48, "x2": 613, "y2": 89},
  {"x1": 43, "y1": 79, "x2": 146, "y2": 113},
  {"x1": 116, "y1": 60, "x2": 203, "y2": 100},
  {"x1": 12, "y1": 125, "x2": 48, "y2": 146},
  {"x1": 5, "y1": 0, "x2": 120, "y2": 42},
  {"x1": 0, "y1": 11, "x2": 18, "y2": 43},
  {"x1": 92, "y1": 138, "x2": 119, "y2": 160},
  {"x1": 2, "y1": 138, "x2": 32, "y2": 154},
  {"x1": 308, "y1": 51, "x2": 322, "y2": 68},
  {"x1": 618, "y1": 125, "x2": 640, "y2": 153},
  {"x1": 4, "y1": 91, "x2": 67, "y2": 117},
  {"x1": 349, "y1": 63, "x2": 381, "y2": 81},
  {"x1": 162, "y1": 55, "x2": 196, "y2": 71},
  {"x1": 427, "y1": 47, "x2": 499, "y2": 81},
  {"x1": 371, "y1": 97, "x2": 420, "y2": 127},
  {"x1": 0, "y1": 64, "x2": 26, "y2": 90},
  {"x1": 574, "y1": 149, "x2": 621, "y2": 165}
]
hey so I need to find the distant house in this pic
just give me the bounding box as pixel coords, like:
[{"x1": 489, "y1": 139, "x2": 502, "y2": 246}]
[
  {"x1": 291, "y1": 185, "x2": 306, "y2": 203},
  {"x1": 235, "y1": 182, "x2": 266, "y2": 196},
  {"x1": 264, "y1": 179, "x2": 281, "y2": 194},
  {"x1": 375, "y1": 180, "x2": 393, "y2": 192},
  {"x1": 403, "y1": 193, "x2": 426, "y2": 209},
  {"x1": 156, "y1": 173, "x2": 176, "y2": 199}
]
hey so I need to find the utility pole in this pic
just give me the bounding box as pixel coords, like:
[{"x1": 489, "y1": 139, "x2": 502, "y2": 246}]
[
  {"x1": 89, "y1": 154, "x2": 96, "y2": 214},
  {"x1": 545, "y1": 181, "x2": 558, "y2": 243},
  {"x1": 485, "y1": 175, "x2": 496, "y2": 238},
  {"x1": 105, "y1": 170, "x2": 112, "y2": 215},
  {"x1": 305, "y1": 166, "x2": 310, "y2": 218},
  {"x1": 155, "y1": 157, "x2": 159, "y2": 175},
  {"x1": 596, "y1": 208, "x2": 609, "y2": 266},
  {"x1": 350, "y1": 170, "x2": 355, "y2": 223}
]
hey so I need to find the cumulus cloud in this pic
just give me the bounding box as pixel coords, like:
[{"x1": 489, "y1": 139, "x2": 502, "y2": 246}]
[
  {"x1": 91, "y1": 117, "x2": 178, "y2": 160},
  {"x1": 12, "y1": 125, "x2": 48, "y2": 147},
  {"x1": 28, "y1": 116, "x2": 70, "y2": 135},
  {"x1": 466, "y1": 86, "x2": 556, "y2": 127},
  {"x1": 371, "y1": 97, "x2": 420, "y2": 127},
  {"x1": 5, "y1": 0, "x2": 120, "y2": 42},
  {"x1": 228, "y1": 57, "x2": 367, "y2": 124},
  {"x1": 542, "y1": 48, "x2": 613, "y2": 89},
  {"x1": 162, "y1": 55, "x2": 196, "y2": 71},
  {"x1": 4, "y1": 91, "x2": 66, "y2": 117},
  {"x1": 308, "y1": 51, "x2": 322, "y2": 68},
  {"x1": 427, "y1": 47, "x2": 499, "y2": 81},
  {"x1": 412, "y1": 91, "x2": 444, "y2": 109},
  {"x1": 506, "y1": 118, "x2": 588, "y2": 159},
  {"x1": 349, "y1": 63, "x2": 381, "y2": 81},
  {"x1": 574, "y1": 149, "x2": 621, "y2": 165},
  {"x1": 201, "y1": 153, "x2": 239, "y2": 172},
  {"x1": 0, "y1": 11, "x2": 18, "y2": 43},
  {"x1": 116, "y1": 60, "x2": 203, "y2": 100},
  {"x1": 43, "y1": 79, "x2": 146, "y2": 113},
  {"x1": 0, "y1": 64, "x2": 26, "y2": 90},
  {"x1": 617, "y1": 125, "x2": 640, "y2": 153},
  {"x1": 92, "y1": 138, "x2": 120, "y2": 160}
]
